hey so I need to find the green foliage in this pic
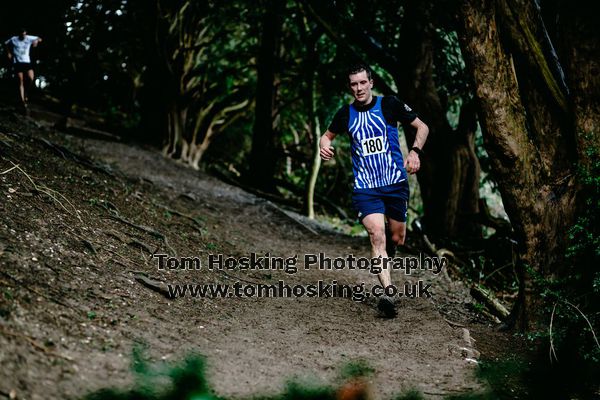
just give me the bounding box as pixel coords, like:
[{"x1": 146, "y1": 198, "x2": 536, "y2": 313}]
[
  {"x1": 442, "y1": 353, "x2": 596, "y2": 400},
  {"x1": 339, "y1": 359, "x2": 374, "y2": 379},
  {"x1": 86, "y1": 348, "x2": 504, "y2": 400},
  {"x1": 566, "y1": 153, "x2": 600, "y2": 262},
  {"x1": 85, "y1": 346, "x2": 219, "y2": 400},
  {"x1": 263, "y1": 381, "x2": 335, "y2": 400},
  {"x1": 83, "y1": 346, "x2": 339, "y2": 400},
  {"x1": 512, "y1": 146, "x2": 600, "y2": 397},
  {"x1": 433, "y1": 29, "x2": 469, "y2": 130},
  {"x1": 393, "y1": 391, "x2": 424, "y2": 400}
]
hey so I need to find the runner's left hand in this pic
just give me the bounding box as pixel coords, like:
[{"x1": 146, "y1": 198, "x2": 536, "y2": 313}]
[{"x1": 404, "y1": 151, "x2": 420, "y2": 174}]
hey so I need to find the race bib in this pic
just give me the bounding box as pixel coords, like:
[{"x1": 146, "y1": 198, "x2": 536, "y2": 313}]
[{"x1": 361, "y1": 136, "x2": 385, "y2": 156}]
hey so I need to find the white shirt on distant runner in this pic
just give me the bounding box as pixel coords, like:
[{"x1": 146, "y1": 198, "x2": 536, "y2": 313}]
[{"x1": 5, "y1": 35, "x2": 39, "y2": 63}]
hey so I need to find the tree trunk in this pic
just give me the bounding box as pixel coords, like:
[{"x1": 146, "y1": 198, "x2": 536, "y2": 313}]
[
  {"x1": 163, "y1": 104, "x2": 186, "y2": 159},
  {"x1": 247, "y1": 0, "x2": 284, "y2": 192},
  {"x1": 443, "y1": 100, "x2": 481, "y2": 238},
  {"x1": 305, "y1": 67, "x2": 322, "y2": 219},
  {"x1": 456, "y1": 0, "x2": 595, "y2": 329},
  {"x1": 188, "y1": 100, "x2": 249, "y2": 169}
]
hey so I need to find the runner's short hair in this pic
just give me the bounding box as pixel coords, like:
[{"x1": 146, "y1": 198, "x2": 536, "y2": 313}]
[{"x1": 347, "y1": 63, "x2": 373, "y2": 82}]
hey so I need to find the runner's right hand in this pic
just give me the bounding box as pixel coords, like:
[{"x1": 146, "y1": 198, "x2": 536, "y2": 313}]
[{"x1": 320, "y1": 146, "x2": 335, "y2": 161}]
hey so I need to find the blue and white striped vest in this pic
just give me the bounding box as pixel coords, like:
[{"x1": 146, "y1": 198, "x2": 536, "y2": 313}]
[{"x1": 348, "y1": 96, "x2": 407, "y2": 189}]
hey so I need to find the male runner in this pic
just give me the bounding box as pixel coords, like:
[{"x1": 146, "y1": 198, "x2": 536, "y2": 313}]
[
  {"x1": 5, "y1": 28, "x2": 42, "y2": 107},
  {"x1": 319, "y1": 64, "x2": 429, "y2": 318}
]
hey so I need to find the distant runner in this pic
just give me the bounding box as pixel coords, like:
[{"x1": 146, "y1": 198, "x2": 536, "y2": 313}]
[
  {"x1": 5, "y1": 28, "x2": 42, "y2": 107},
  {"x1": 320, "y1": 64, "x2": 429, "y2": 318}
]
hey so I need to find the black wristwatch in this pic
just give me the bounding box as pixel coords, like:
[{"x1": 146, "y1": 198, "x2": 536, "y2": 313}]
[{"x1": 410, "y1": 146, "x2": 424, "y2": 156}]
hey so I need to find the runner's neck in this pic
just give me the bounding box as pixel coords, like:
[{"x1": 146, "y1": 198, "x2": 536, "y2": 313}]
[{"x1": 353, "y1": 96, "x2": 378, "y2": 112}]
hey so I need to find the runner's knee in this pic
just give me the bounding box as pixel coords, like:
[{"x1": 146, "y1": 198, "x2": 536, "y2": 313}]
[
  {"x1": 368, "y1": 227, "x2": 386, "y2": 248},
  {"x1": 392, "y1": 231, "x2": 405, "y2": 246}
]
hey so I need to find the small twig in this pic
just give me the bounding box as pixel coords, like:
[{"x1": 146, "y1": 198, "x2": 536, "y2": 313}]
[
  {"x1": 482, "y1": 262, "x2": 514, "y2": 283},
  {"x1": 444, "y1": 319, "x2": 466, "y2": 328},
  {"x1": 112, "y1": 259, "x2": 135, "y2": 270},
  {"x1": 104, "y1": 249, "x2": 139, "y2": 268},
  {"x1": 563, "y1": 300, "x2": 600, "y2": 350},
  {"x1": 549, "y1": 302, "x2": 558, "y2": 363},
  {"x1": 0, "y1": 164, "x2": 19, "y2": 175},
  {"x1": 5, "y1": 161, "x2": 83, "y2": 222},
  {"x1": 129, "y1": 239, "x2": 154, "y2": 254}
]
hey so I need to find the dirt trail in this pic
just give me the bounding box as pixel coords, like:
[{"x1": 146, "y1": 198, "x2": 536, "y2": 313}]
[{"x1": 0, "y1": 107, "x2": 487, "y2": 399}]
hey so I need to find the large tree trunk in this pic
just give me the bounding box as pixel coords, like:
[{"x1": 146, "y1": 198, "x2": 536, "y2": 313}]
[
  {"x1": 247, "y1": 0, "x2": 284, "y2": 192},
  {"x1": 457, "y1": 0, "x2": 598, "y2": 329},
  {"x1": 163, "y1": 104, "x2": 186, "y2": 158}
]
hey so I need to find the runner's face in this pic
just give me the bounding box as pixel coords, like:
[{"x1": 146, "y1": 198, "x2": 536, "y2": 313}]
[{"x1": 349, "y1": 71, "x2": 373, "y2": 104}]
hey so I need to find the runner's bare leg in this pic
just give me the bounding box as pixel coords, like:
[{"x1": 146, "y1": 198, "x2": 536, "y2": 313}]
[
  {"x1": 26, "y1": 69, "x2": 34, "y2": 103},
  {"x1": 387, "y1": 217, "x2": 406, "y2": 246},
  {"x1": 17, "y1": 72, "x2": 25, "y2": 104},
  {"x1": 361, "y1": 213, "x2": 392, "y2": 288}
]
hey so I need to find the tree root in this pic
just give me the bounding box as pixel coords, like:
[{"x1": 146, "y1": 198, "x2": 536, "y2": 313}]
[
  {"x1": 216, "y1": 269, "x2": 261, "y2": 285},
  {"x1": 103, "y1": 229, "x2": 154, "y2": 254},
  {"x1": 444, "y1": 318, "x2": 466, "y2": 328},
  {"x1": 7, "y1": 130, "x2": 118, "y2": 178},
  {"x1": 153, "y1": 202, "x2": 205, "y2": 234},
  {"x1": 261, "y1": 200, "x2": 319, "y2": 236},
  {"x1": 133, "y1": 273, "x2": 173, "y2": 299},
  {"x1": 106, "y1": 214, "x2": 177, "y2": 256}
]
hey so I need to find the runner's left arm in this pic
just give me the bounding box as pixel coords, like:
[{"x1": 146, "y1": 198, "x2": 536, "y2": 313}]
[{"x1": 404, "y1": 117, "x2": 429, "y2": 174}]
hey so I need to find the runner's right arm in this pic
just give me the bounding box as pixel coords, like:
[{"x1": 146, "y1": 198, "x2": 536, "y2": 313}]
[
  {"x1": 319, "y1": 131, "x2": 336, "y2": 161},
  {"x1": 321, "y1": 105, "x2": 349, "y2": 161},
  {"x1": 4, "y1": 40, "x2": 13, "y2": 62}
]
